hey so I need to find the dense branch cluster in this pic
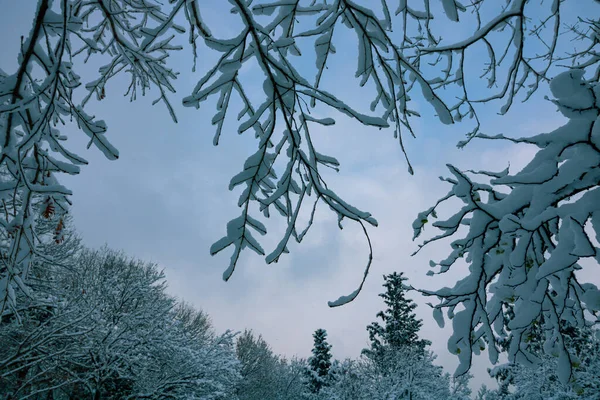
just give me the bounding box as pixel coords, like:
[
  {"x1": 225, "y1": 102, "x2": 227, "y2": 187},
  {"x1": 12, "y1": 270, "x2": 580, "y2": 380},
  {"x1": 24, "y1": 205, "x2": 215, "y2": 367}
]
[
  {"x1": 413, "y1": 69, "x2": 600, "y2": 381},
  {"x1": 0, "y1": 235, "x2": 240, "y2": 399},
  {"x1": 0, "y1": 0, "x2": 182, "y2": 315},
  {"x1": 3, "y1": 0, "x2": 594, "y2": 313}
]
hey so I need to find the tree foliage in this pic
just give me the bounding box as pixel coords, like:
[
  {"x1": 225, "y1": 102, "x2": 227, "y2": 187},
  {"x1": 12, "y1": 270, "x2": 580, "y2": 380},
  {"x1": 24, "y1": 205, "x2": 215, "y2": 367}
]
[
  {"x1": 481, "y1": 324, "x2": 600, "y2": 399},
  {"x1": 364, "y1": 272, "x2": 430, "y2": 364},
  {"x1": 0, "y1": 244, "x2": 240, "y2": 399},
  {"x1": 311, "y1": 273, "x2": 459, "y2": 399},
  {"x1": 321, "y1": 349, "x2": 453, "y2": 400},
  {"x1": 235, "y1": 329, "x2": 308, "y2": 399},
  {"x1": 414, "y1": 69, "x2": 600, "y2": 381},
  {"x1": 307, "y1": 328, "x2": 334, "y2": 394}
]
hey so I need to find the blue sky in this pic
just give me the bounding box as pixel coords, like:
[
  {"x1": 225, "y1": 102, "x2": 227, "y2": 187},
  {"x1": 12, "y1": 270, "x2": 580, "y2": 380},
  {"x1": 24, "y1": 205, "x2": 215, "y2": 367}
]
[{"x1": 2, "y1": 0, "x2": 599, "y2": 392}]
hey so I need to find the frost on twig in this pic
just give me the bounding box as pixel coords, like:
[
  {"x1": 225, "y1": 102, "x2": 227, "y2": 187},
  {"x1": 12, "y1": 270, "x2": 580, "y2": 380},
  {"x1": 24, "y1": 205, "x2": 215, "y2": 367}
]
[
  {"x1": 184, "y1": 0, "x2": 387, "y2": 306},
  {"x1": 413, "y1": 69, "x2": 600, "y2": 381},
  {"x1": 188, "y1": 0, "x2": 594, "y2": 305},
  {"x1": 0, "y1": 0, "x2": 186, "y2": 315},
  {"x1": 3, "y1": 1, "x2": 598, "y2": 311}
]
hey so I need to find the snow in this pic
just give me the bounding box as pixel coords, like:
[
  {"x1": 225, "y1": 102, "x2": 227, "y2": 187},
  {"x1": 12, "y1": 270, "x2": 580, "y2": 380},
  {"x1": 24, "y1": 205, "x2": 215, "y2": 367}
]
[
  {"x1": 433, "y1": 306, "x2": 445, "y2": 328},
  {"x1": 414, "y1": 67, "x2": 600, "y2": 383},
  {"x1": 1, "y1": 2, "x2": 598, "y2": 396},
  {"x1": 441, "y1": 0, "x2": 460, "y2": 22},
  {"x1": 581, "y1": 284, "x2": 600, "y2": 311},
  {"x1": 328, "y1": 288, "x2": 361, "y2": 307},
  {"x1": 417, "y1": 78, "x2": 454, "y2": 125},
  {"x1": 549, "y1": 69, "x2": 586, "y2": 99}
]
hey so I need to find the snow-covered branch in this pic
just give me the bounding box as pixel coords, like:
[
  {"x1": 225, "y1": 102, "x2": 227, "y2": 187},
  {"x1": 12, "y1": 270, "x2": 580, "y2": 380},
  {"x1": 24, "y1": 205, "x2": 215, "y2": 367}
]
[
  {"x1": 414, "y1": 69, "x2": 600, "y2": 381},
  {"x1": 2, "y1": 0, "x2": 598, "y2": 314}
]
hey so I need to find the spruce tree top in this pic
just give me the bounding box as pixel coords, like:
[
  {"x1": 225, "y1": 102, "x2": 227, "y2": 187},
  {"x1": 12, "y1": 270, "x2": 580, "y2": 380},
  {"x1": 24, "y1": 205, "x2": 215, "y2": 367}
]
[
  {"x1": 309, "y1": 328, "x2": 333, "y2": 377},
  {"x1": 307, "y1": 328, "x2": 334, "y2": 393},
  {"x1": 365, "y1": 272, "x2": 430, "y2": 359}
]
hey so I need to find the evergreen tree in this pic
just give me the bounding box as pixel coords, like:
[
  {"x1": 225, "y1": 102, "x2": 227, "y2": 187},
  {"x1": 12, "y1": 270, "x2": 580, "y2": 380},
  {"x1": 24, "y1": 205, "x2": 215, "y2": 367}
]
[
  {"x1": 307, "y1": 328, "x2": 333, "y2": 393},
  {"x1": 364, "y1": 272, "x2": 430, "y2": 363}
]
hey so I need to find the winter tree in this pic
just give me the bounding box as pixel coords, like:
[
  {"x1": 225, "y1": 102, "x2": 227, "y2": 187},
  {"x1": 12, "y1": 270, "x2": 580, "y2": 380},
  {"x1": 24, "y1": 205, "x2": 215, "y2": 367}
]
[
  {"x1": 276, "y1": 357, "x2": 313, "y2": 400},
  {"x1": 363, "y1": 272, "x2": 430, "y2": 364},
  {"x1": 341, "y1": 272, "x2": 457, "y2": 399},
  {"x1": 307, "y1": 328, "x2": 334, "y2": 394},
  {"x1": 235, "y1": 329, "x2": 294, "y2": 399},
  {"x1": 321, "y1": 348, "x2": 452, "y2": 400},
  {"x1": 234, "y1": 329, "x2": 312, "y2": 399},
  {"x1": 0, "y1": 216, "x2": 83, "y2": 397},
  {"x1": 449, "y1": 372, "x2": 473, "y2": 400},
  {"x1": 0, "y1": 246, "x2": 240, "y2": 399},
  {"x1": 316, "y1": 359, "x2": 361, "y2": 400},
  {"x1": 235, "y1": 329, "x2": 279, "y2": 399},
  {"x1": 475, "y1": 386, "x2": 498, "y2": 400},
  {"x1": 2, "y1": 0, "x2": 599, "y2": 383},
  {"x1": 133, "y1": 302, "x2": 240, "y2": 400}
]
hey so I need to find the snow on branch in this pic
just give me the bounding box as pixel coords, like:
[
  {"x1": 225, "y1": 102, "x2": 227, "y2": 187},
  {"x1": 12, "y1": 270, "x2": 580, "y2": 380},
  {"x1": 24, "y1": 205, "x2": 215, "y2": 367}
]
[
  {"x1": 186, "y1": 0, "x2": 383, "y2": 305},
  {"x1": 413, "y1": 69, "x2": 600, "y2": 381},
  {"x1": 2, "y1": 0, "x2": 598, "y2": 313},
  {"x1": 189, "y1": 0, "x2": 593, "y2": 306},
  {"x1": 0, "y1": 0, "x2": 185, "y2": 315}
]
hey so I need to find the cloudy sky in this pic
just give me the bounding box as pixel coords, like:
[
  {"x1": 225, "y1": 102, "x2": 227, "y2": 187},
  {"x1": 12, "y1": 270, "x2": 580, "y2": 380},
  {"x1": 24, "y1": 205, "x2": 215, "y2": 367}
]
[{"x1": 2, "y1": 0, "x2": 599, "y2": 392}]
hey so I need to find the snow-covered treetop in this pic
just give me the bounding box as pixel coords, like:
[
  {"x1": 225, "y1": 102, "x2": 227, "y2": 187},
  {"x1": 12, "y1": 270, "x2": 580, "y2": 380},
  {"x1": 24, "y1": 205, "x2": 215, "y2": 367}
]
[{"x1": 365, "y1": 272, "x2": 430, "y2": 360}]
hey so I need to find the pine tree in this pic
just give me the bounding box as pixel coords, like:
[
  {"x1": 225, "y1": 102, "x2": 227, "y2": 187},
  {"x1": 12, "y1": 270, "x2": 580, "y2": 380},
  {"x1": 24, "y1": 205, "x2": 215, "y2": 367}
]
[
  {"x1": 364, "y1": 272, "x2": 430, "y2": 364},
  {"x1": 307, "y1": 328, "x2": 333, "y2": 394}
]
